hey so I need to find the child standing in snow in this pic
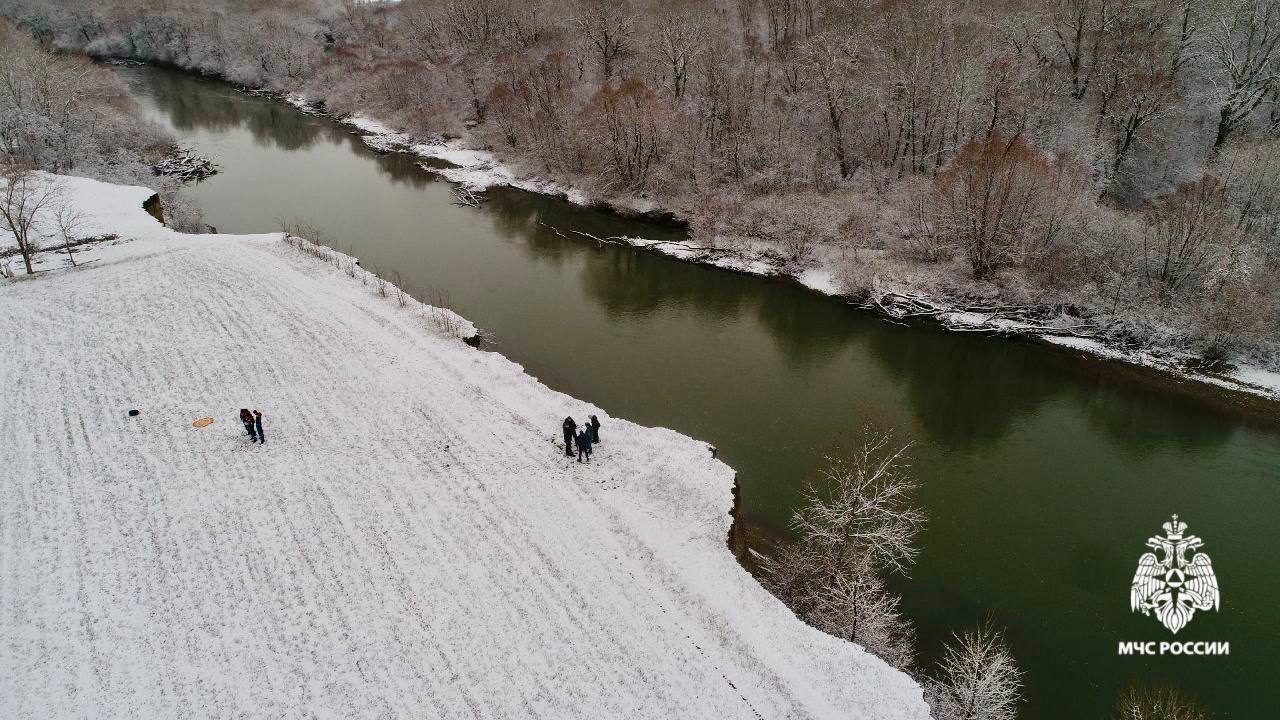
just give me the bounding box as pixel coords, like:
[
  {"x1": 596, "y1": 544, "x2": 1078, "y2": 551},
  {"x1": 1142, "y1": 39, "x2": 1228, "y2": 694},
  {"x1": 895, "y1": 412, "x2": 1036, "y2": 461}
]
[
  {"x1": 576, "y1": 427, "x2": 593, "y2": 463},
  {"x1": 253, "y1": 410, "x2": 265, "y2": 444},
  {"x1": 589, "y1": 415, "x2": 601, "y2": 444},
  {"x1": 562, "y1": 416, "x2": 577, "y2": 457},
  {"x1": 240, "y1": 408, "x2": 257, "y2": 441}
]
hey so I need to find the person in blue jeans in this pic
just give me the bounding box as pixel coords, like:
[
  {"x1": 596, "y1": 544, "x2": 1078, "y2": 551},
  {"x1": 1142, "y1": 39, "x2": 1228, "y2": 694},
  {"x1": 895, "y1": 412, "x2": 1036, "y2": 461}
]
[
  {"x1": 576, "y1": 426, "x2": 593, "y2": 462},
  {"x1": 240, "y1": 408, "x2": 257, "y2": 441},
  {"x1": 253, "y1": 410, "x2": 265, "y2": 444}
]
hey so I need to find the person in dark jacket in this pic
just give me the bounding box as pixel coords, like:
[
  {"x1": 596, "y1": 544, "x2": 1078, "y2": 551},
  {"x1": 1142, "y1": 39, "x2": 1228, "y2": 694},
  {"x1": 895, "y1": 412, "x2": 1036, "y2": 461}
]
[
  {"x1": 240, "y1": 408, "x2": 257, "y2": 441},
  {"x1": 562, "y1": 416, "x2": 577, "y2": 457},
  {"x1": 576, "y1": 427, "x2": 593, "y2": 462},
  {"x1": 588, "y1": 415, "x2": 601, "y2": 444},
  {"x1": 253, "y1": 410, "x2": 265, "y2": 444}
]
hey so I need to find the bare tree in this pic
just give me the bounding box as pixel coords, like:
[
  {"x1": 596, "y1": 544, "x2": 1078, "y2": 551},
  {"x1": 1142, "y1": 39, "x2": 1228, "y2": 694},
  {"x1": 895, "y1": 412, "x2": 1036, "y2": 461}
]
[
  {"x1": 584, "y1": 80, "x2": 665, "y2": 190},
  {"x1": 760, "y1": 430, "x2": 924, "y2": 668},
  {"x1": 0, "y1": 159, "x2": 59, "y2": 275},
  {"x1": 761, "y1": 541, "x2": 917, "y2": 669},
  {"x1": 1113, "y1": 683, "x2": 1211, "y2": 720},
  {"x1": 0, "y1": 20, "x2": 129, "y2": 171},
  {"x1": 859, "y1": 3, "x2": 978, "y2": 179},
  {"x1": 789, "y1": 432, "x2": 925, "y2": 575},
  {"x1": 570, "y1": 0, "x2": 637, "y2": 81},
  {"x1": 800, "y1": 31, "x2": 862, "y2": 180},
  {"x1": 240, "y1": 12, "x2": 320, "y2": 87},
  {"x1": 54, "y1": 202, "x2": 84, "y2": 267},
  {"x1": 1218, "y1": 138, "x2": 1280, "y2": 255},
  {"x1": 405, "y1": 0, "x2": 530, "y2": 56},
  {"x1": 647, "y1": 2, "x2": 706, "y2": 100},
  {"x1": 1049, "y1": 0, "x2": 1116, "y2": 101},
  {"x1": 1207, "y1": 0, "x2": 1280, "y2": 152},
  {"x1": 1092, "y1": 2, "x2": 1183, "y2": 180},
  {"x1": 397, "y1": 0, "x2": 447, "y2": 63},
  {"x1": 934, "y1": 134, "x2": 1053, "y2": 278},
  {"x1": 1141, "y1": 174, "x2": 1245, "y2": 299},
  {"x1": 925, "y1": 622, "x2": 1025, "y2": 720}
]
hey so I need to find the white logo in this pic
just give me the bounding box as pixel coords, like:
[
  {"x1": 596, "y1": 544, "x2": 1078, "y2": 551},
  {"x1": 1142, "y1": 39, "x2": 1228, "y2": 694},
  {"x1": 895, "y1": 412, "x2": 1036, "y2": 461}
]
[{"x1": 1130, "y1": 514, "x2": 1220, "y2": 634}]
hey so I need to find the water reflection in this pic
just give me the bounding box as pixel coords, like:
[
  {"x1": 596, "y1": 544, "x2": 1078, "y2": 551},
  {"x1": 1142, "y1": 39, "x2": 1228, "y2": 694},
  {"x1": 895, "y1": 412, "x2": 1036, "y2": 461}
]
[
  {"x1": 130, "y1": 70, "x2": 254, "y2": 134},
  {"x1": 489, "y1": 197, "x2": 575, "y2": 266},
  {"x1": 124, "y1": 68, "x2": 441, "y2": 189},
  {"x1": 863, "y1": 326, "x2": 1065, "y2": 446},
  {"x1": 372, "y1": 152, "x2": 435, "y2": 189},
  {"x1": 1077, "y1": 382, "x2": 1234, "y2": 454},
  {"x1": 753, "y1": 288, "x2": 864, "y2": 369}
]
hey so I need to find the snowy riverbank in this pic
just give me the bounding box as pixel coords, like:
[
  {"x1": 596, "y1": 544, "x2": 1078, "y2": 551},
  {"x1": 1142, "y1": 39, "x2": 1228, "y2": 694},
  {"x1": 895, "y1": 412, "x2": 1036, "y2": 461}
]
[
  {"x1": 0, "y1": 175, "x2": 929, "y2": 718},
  {"x1": 301, "y1": 101, "x2": 1280, "y2": 404}
]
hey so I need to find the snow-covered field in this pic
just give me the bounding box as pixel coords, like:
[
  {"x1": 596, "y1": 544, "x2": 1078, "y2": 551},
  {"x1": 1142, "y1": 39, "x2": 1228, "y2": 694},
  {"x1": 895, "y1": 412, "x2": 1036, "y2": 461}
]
[{"x1": 0, "y1": 176, "x2": 928, "y2": 719}]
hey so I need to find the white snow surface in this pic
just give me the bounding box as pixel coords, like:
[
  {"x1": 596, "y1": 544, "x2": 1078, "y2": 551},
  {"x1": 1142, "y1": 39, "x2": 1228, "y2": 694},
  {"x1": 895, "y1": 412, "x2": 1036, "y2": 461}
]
[
  {"x1": 1229, "y1": 365, "x2": 1280, "y2": 394},
  {"x1": 0, "y1": 175, "x2": 929, "y2": 719},
  {"x1": 0, "y1": 173, "x2": 159, "y2": 253},
  {"x1": 315, "y1": 105, "x2": 608, "y2": 207}
]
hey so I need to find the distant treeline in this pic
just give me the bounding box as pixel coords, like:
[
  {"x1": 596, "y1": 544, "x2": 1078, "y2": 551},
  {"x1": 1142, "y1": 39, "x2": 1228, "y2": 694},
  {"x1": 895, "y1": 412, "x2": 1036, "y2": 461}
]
[{"x1": 4, "y1": 0, "x2": 1280, "y2": 367}]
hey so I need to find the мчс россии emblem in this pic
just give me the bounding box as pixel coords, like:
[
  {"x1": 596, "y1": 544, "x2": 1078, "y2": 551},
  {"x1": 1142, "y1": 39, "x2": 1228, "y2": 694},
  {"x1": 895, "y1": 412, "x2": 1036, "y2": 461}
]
[{"x1": 1130, "y1": 514, "x2": 1220, "y2": 634}]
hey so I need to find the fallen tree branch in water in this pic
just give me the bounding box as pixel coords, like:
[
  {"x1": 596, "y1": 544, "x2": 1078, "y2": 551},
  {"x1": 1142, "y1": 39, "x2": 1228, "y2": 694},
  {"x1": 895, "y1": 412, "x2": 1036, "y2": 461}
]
[
  {"x1": 536, "y1": 221, "x2": 741, "y2": 257},
  {"x1": 858, "y1": 288, "x2": 1097, "y2": 338},
  {"x1": 152, "y1": 146, "x2": 218, "y2": 181},
  {"x1": 451, "y1": 186, "x2": 484, "y2": 207}
]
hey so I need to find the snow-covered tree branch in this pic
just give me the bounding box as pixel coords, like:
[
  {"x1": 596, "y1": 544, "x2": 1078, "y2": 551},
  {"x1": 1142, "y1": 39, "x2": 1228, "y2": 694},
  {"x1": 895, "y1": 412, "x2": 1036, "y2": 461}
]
[
  {"x1": 925, "y1": 622, "x2": 1025, "y2": 720},
  {"x1": 761, "y1": 429, "x2": 924, "y2": 669}
]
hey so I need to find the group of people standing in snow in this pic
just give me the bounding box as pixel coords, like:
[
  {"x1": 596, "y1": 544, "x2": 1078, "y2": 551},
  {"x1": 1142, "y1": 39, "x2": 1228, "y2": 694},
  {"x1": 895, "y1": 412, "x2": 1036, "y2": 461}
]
[
  {"x1": 562, "y1": 415, "x2": 601, "y2": 462},
  {"x1": 239, "y1": 408, "x2": 266, "y2": 444}
]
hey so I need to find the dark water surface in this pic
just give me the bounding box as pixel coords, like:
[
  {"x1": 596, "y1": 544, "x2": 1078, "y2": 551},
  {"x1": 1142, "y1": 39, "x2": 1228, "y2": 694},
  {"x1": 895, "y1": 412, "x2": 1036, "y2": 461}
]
[{"x1": 119, "y1": 66, "x2": 1279, "y2": 719}]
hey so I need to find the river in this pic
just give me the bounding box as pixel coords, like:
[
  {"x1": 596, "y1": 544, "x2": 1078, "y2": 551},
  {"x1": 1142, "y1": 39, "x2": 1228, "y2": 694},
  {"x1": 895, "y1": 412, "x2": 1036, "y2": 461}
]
[{"x1": 117, "y1": 65, "x2": 1279, "y2": 719}]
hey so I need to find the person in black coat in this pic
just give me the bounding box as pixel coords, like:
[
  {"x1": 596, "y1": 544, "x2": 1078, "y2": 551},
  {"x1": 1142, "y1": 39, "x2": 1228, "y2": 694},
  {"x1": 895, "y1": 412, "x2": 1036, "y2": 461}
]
[
  {"x1": 562, "y1": 416, "x2": 577, "y2": 457},
  {"x1": 588, "y1": 415, "x2": 601, "y2": 444},
  {"x1": 253, "y1": 410, "x2": 265, "y2": 444},
  {"x1": 576, "y1": 427, "x2": 593, "y2": 462},
  {"x1": 240, "y1": 408, "x2": 257, "y2": 441}
]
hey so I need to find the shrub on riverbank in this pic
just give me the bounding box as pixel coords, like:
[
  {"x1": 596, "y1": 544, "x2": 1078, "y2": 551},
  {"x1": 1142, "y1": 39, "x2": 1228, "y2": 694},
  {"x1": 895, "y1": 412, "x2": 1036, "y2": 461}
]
[
  {"x1": 0, "y1": 17, "x2": 203, "y2": 236},
  {"x1": 760, "y1": 432, "x2": 924, "y2": 671}
]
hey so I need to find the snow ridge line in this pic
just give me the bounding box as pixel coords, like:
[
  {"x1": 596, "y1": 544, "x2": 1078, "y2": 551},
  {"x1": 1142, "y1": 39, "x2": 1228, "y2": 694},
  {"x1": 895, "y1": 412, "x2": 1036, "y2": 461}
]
[{"x1": 275, "y1": 231, "x2": 479, "y2": 345}]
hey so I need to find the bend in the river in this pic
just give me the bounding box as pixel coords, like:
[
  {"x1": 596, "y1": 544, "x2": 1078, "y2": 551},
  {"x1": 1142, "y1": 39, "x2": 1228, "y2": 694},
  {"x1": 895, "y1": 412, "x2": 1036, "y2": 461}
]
[{"x1": 118, "y1": 65, "x2": 1280, "y2": 720}]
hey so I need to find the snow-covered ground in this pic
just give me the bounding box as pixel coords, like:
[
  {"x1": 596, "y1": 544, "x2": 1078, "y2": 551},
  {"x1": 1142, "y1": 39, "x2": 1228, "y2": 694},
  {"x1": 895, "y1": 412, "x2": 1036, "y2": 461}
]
[
  {"x1": 0, "y1": 175, "x2": 928, "y2": 719},
  {"x1": 0, "y1": 174, "x2": 161, "y2": 256}
]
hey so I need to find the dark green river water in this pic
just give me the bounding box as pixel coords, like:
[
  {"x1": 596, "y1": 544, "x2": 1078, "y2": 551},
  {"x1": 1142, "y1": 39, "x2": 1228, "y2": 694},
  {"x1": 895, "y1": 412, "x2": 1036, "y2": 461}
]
[{"x1": 119, "y1": 65, "x2": 1279, "y2": 719}]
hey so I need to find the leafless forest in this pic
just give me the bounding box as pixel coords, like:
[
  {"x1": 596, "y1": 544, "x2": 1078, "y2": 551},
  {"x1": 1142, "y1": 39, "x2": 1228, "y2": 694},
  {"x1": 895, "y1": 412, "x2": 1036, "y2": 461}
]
[{"x1": 4, "y1": 0, "x2": 1280, "y2": 367}]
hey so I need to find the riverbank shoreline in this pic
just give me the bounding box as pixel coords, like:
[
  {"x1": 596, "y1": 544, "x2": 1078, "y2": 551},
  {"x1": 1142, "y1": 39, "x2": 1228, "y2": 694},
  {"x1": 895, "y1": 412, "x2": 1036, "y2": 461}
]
[
  {"x1": 266, "y1": 91, "x2": 1280, "y2": 407},
  {"x1": 0, "y1": 173, "x2": 929, "y2": 718},
  {"x1": 96, "y1": 59, "x2": 1280, "y2": 405}
]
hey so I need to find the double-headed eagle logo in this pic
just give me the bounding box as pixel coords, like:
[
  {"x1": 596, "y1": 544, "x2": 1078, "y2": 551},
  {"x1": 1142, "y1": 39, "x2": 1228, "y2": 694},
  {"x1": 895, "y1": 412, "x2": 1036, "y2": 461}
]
[{"x1": 1130, "y1": 514, "x2": 1220, "y2": 634}]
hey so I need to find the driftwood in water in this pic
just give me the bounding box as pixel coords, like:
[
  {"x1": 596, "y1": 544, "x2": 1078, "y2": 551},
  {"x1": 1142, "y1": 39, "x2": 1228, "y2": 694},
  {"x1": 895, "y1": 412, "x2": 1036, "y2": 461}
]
[
  {"x1": 451, "y1": 186, "x2": 484, "y2": 207},
  {"x1": 858, "y1": 288, "x2": 1096, "y2": 338},
  {"x1": 536, "y1": 221, "x2": 740, "y2": 258},
  {"x1": 153, "y1": 148, "x2": 218, "y2": 181}
]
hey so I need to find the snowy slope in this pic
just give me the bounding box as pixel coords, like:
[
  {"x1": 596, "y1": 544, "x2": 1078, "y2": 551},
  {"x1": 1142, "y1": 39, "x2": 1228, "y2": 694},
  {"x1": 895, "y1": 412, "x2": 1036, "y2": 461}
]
[
  {"x1": 0, "y1": 173, "x2": 160, "y2": 253},
  {"x1": 0, "y1": 177, "x2": 929, "y2": 719}
]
